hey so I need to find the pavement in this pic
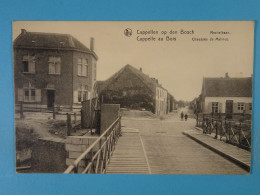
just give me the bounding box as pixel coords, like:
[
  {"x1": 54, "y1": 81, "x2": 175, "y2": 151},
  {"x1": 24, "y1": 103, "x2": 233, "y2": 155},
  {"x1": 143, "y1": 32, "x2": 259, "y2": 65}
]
[{"x1": 182, "y1": 128, "x2": 251, "y2": 172}]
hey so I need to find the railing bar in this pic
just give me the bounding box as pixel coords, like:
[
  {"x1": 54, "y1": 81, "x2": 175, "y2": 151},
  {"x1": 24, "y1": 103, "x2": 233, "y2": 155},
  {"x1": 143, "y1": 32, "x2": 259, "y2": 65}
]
[
  {"x1": 95, "y1": 153, "x2": 101, "y2": 174},
  {"x1": 64, "y1": 165, "x2": 75, "y2": 174},
  {"x1": 82, "y1": 162, "x2": 93, "y2": 174},
  {"x1": 100, "y1": 143, "x2": 107, "y2": 173},
  {"x1": 70, "y1": 117, "x2": 120, "y2": 169}
]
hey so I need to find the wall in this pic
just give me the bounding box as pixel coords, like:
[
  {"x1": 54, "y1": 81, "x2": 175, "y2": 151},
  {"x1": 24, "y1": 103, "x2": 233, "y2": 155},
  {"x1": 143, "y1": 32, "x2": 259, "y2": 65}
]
[
  {"x1": 204, "y1": 97, "x2": 252, "y2": 113},
  {"x1": 72, "y1": 51, "x2": 97, "y2": 109},
  {"x1": 155, "y1": 87, "x2": 168, "y2": 115},
  {"x1": 14, "y1": 48, "x2": 74, "y2": 109},
  {"x1": 100, "y1": 104, "x2": 120, "y2": 134}
]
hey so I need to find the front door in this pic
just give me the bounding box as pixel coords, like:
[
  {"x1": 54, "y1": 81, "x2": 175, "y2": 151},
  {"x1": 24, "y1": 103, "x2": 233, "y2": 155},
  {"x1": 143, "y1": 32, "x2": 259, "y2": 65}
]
[
  {"x1": 47, "y1": 90, "x2": 55, "y2": 109},
  {"x1": 225, "y1": 100, "x2": 233, "y2": 118}
]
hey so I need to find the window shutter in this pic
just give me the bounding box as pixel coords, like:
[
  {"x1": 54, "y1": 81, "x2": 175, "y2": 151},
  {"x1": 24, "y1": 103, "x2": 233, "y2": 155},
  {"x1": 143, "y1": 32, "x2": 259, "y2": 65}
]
[
  {"x1": 73, "y1": 90, "x2": 78, "y2": 103},
  {"x1": 57, "y1": 63, "x2": 61, "y2": 74},
  {"x1": 78, "y1": 64, "x2": 81, "y2": 75},
  {"x1": 35, "y1": 89, "x2": 41, "y2": 102},
  {"x1": 49, "y1": 62, "x2": 52, "y2": 74},
  {"x1": 207, "y1": 102, "x2": 212, "y2": 113},
  {"x1": 30, "y1": 61, "x2": 35, "y2": 73},
  {"x1": 233, "y1": 102, "x2": 238, "y2": 113},
  {"x1": 17, "y1": 88, "x2": 23, "y2": 101},
  {"x1": 218, "y1": 102, "x2": 222, "y2": 113},
  {"x1": 88, "y1": 91, "x2": 91, "y2": 100},
  {"x1": 245, "y1": 103, "x2": 249, "y2": 114}
]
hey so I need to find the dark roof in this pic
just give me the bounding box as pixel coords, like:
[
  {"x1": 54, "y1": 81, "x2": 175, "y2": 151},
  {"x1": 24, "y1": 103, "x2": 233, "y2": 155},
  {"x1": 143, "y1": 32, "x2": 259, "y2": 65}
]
[
  {"x1": 203, "y1": 77, "x2": 252, "y2": 97},
  {"x1": 95, "y1": 64, "x2": 165, "y2": 93},
  {"x1": 13, "y1": 30, "x2": 97, "y2": 59}
]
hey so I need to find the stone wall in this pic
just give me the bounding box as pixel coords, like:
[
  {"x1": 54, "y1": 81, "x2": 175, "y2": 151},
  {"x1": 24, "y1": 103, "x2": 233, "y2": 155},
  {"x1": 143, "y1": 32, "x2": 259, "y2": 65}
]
[{"x1": 65, "y1": 136, "x2": 104, "y2": 172}]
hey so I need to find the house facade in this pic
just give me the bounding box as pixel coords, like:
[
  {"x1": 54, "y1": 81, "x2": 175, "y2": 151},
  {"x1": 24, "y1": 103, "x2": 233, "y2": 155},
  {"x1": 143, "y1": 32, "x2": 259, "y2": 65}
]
[
  {"x1": 13, "y1": 29, "x2": 98, "y2": 111},
  {"x1": 199, "y1": 73, "x2": 252, "y2": 115},
  {"x1": 155, "y1": 86, "x2": 168, "y2": 115},
  {"x1": 95, "y1": 64, "x2": 173, "y2": 115}
]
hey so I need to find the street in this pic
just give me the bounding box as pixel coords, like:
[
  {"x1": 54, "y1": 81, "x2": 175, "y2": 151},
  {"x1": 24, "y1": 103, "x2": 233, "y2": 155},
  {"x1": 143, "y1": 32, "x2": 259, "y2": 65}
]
[{"x1": 115, "y1": 108, "x2": 248, "y2": 174}]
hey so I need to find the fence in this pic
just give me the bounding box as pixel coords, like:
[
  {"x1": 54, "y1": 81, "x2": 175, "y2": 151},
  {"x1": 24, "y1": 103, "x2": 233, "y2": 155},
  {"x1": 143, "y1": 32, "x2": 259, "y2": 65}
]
[
  {"x1": 196, "y1": 113, "x2": 251, "y2": 150},
  {"x1": 64, "y1": 116, "x2": 121, "y2": 174}
]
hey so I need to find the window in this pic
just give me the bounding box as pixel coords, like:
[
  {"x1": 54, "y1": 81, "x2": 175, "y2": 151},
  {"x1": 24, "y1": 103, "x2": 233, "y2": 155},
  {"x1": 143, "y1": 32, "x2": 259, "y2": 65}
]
[
  {"x1": 23, "y1": 55, "x2": 35, "y2": 73},
  {"x1": 20, "y1": 82, "x2": 40, "y2": 102},
  {"x1": 49, "y1": 57, "x2": 61, "y2": 74},
  {"x1": 77, "y1": 85, "x2": 88, "y2": 102},
  {"x1": 238, "y1": 103, "x2": 245, "y2": 111},
  {"x1": 212, "y1": 102, "x2": 218, "y2": 113},
  {"x1": 249, "y1": 103, "x2": 252, "y2": 111},
  {"x1": 24, "y1": 89, "x2": 29, "y2": 101},
  {"x1": 31, "y1": 89, "x2": 36, "y2": 101},
  {"x1": 78, "y1": 58, "x2": 88, "y2": 76}
]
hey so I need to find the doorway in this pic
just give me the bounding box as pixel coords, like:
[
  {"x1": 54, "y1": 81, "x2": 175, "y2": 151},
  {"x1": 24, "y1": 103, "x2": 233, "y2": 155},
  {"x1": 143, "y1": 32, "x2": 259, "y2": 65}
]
[
  {"x1": 47, "y1": 90, "x2": 55, "y2": 109},
  {"x1": 225, "y1": 100, "x2": 233, "y2": 118}
]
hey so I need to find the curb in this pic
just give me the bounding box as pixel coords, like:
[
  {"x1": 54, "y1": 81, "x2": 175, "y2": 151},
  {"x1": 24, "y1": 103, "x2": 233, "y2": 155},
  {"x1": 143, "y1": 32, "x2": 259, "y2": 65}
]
[{"x1": 182, "y1": 131, "x2": 250, "y2": 172}]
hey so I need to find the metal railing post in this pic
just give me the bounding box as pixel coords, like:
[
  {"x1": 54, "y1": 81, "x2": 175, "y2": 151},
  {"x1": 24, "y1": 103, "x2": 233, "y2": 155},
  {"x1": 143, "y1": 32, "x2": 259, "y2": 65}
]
[
  {"x1": 67, "y1": 113, "x2": 71, "y2": 136},
  {"x1": 64, "y1": 117, "x2": 121, "y2": 174},
  {"x1": 239, "y1": 123, "x2": 241, "y2": 148}
]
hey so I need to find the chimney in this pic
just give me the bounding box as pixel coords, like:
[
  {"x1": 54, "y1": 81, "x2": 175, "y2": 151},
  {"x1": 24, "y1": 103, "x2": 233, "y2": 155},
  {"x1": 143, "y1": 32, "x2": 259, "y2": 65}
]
[
  {"x1": 225, "y1": 72, "x2": 229, "y2": 78},
  {"x1": 140, "y1": 67, "x2": 142, "y2": 72},
  {"x1": 21, "y1": 29, "x2": 27, "y2": 35},
  {"x1": 90, "y1": 37, "x2": 94, "y2": 51}
]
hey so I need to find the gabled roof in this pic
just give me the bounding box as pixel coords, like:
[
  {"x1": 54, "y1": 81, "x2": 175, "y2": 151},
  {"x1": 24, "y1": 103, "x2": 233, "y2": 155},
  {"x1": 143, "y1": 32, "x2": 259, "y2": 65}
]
[
  {"x1": 202, "y1": 77, "x2": 252, "y2": 97},
  {"x1": 95, "y1": 64, "x2": 165, "y2": 93},
  {"x1": 13, "y1": 29, "x2": 98, "y2": 59}
]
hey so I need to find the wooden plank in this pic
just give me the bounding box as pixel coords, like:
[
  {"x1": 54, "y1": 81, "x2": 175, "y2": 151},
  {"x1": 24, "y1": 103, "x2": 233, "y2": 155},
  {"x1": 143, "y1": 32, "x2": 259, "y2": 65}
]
[{"x1": 105, "y1": 131, "x2": 150, "y2": 174}]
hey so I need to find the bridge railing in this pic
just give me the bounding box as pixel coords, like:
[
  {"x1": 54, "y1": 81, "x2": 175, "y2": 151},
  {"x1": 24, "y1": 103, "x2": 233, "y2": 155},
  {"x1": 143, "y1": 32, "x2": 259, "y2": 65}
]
[
  {"x1": 64, "y1": 116, "x2": 121, "y2": 174},
  {"x1": 196, "y1": 113, "x2": 251, "y2": 150}
]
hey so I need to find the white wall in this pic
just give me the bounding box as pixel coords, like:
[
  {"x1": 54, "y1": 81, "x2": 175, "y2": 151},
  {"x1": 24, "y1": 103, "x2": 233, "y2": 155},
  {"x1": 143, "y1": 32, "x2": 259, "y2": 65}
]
[
  {"x1": 156, "y1": 87, "x2": 168, "y2": 115},
  {"x1": 204, "y1": 97, "x2": 252, "y2": 113}
]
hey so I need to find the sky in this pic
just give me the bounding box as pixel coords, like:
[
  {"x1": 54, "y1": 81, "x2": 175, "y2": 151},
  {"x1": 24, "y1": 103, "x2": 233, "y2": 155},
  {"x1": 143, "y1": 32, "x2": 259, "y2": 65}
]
[{"x1": 13, "y1": 21, "x2": 254, "y2": 101}]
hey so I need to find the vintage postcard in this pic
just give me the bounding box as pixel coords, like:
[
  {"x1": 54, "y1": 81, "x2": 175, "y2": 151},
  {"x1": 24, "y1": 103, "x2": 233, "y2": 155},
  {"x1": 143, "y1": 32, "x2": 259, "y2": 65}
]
[{"x1": 13, "y1": 21, "x2": 254, "y2": 174}]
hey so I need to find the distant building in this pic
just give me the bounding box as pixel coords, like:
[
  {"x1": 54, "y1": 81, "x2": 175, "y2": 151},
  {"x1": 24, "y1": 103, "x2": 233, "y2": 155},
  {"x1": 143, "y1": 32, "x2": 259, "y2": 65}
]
[
  {"x1": 199, "y1": 73, "x2": 252, "y2": 115},
  {"x1": 13, "y1": 29, "x2": 98, "y2": 111},
  {"x1": 94, "y1": 64, "x2": 174, "y2": 115}
]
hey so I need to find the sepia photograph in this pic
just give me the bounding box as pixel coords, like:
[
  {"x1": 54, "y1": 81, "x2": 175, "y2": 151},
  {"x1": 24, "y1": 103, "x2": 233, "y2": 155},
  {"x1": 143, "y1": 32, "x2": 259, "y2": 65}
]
[{"x1": 13, "y1": 21, "x2": 254, "y2": 174}]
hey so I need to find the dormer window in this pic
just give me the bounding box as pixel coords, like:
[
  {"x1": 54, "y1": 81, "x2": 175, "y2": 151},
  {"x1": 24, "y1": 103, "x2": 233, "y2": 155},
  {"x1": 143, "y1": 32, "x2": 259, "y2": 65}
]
[{"x1": 22, "y1": 55, "x2": 35, "y2": 73}]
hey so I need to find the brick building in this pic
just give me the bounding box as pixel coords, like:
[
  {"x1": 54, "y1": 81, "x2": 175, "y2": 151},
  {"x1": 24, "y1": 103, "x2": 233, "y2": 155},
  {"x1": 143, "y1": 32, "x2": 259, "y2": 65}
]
[
  {"x1": 13, "y1": 29, "x2": 98, "y2": 111},
  {"x1": 94, "y1": 64, "x2": 174, "y2": 115}
]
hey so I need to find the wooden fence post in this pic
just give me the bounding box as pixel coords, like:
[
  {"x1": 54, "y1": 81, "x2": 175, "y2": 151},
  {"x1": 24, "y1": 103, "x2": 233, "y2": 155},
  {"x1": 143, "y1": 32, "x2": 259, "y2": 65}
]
[
  {"x1": 67, "y1": 113, "x2": 71, "y2": 136},
  {"x1": 228, "y1": 121, "x2": 231, "y2": 143},
  {"x1": 196, "y1": 113, "x2": 198, "y2": 127},
  {"x1": 53, "y1": 104, "x2": 56, "y2": 119},
  {"x1": 81, "y1": 109, "x2": 83, "y2": 129},
  {"x1": 74, "y1": 112, "x2": 76, "y2": 123}
]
